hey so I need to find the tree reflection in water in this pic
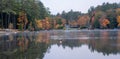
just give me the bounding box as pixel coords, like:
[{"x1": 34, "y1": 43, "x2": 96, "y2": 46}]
[
  {"x1": 0, "y1": 30, "x2": 120, "y2": 59},
  {"x1": 0, "y1": 32, "x2": 49, "y2": 59}
]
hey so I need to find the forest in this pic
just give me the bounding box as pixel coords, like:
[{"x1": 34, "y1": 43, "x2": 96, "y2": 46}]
[
  {"x1": 0, "y1": 0, "x2": 50, "y2": 30},
  {"x1": 0, "y1": 0, "x2": 120, "y2": 30},
  {"x1": 57, "y1": 2, "x2": 120, "y2": 29}
]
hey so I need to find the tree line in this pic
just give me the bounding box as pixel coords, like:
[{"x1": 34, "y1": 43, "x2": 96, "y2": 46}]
[
  {"x1": 88, "y1": 2, "x2": 120, "y2": 29},
  {"x1": 53, "y1": 2, "x2": 120, "y2": 29},
  {"x1": 0, "y1": 1, "x2": 120, "y2": 30}
]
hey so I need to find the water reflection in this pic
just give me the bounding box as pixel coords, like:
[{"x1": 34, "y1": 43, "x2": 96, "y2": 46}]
[
  {"x1": 0, "y1": 30, "x2": 120, "y2": 59},
  {"x1": 0, "y1": 32, "x2": 49, "y2": 59}
]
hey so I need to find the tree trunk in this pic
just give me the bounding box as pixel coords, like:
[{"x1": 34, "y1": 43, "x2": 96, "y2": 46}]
[
  {"x1": 0, "y1": 13, "x2": 3, "y2": 28},
  {"x1": 13, "y1": 15, "x2": 16, "y2": 29},
  {"x1": 5, "y1": 14, "x2": 8, "y2": 28},
  {"x1": 8, "y1": 13, "x2": 10, "y2": 29}
]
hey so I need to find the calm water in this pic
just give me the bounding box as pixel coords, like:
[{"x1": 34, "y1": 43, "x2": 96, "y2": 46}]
[{"x1": 0, "y1": 30, "x2": 120, "y2": 59}]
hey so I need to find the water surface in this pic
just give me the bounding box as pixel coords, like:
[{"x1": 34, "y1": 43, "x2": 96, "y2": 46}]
[{"x1": 0, "y1": 30, "x2": 120, "y2": 59}]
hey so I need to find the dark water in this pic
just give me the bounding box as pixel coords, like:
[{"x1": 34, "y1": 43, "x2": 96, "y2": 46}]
[{"x1": 0, "y1": 30, "x2": 120, "y2": 59}]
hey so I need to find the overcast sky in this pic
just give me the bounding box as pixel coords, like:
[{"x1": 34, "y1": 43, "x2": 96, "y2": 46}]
[{"x1": 40, "y1": 0, "x2": 119, "y2": 15}]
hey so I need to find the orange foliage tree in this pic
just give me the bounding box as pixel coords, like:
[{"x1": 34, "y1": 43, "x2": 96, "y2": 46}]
[
  {"x1": 101, "y1": 19, "x2": 110, "y2": 28},
  {"x1": 117, "y1": 16, "x2": 120, "y2": 27},
  {"x1": 116, "y1": 8, "x2": 120, "y2": 28},
  {"x1": 77, "y1": 15, "x2": 90, "y2": 28}
]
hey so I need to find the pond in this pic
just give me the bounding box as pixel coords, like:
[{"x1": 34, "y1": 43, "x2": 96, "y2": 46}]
[{"x1": 0, "y1": 30, "x2": 120, "y2": 59}]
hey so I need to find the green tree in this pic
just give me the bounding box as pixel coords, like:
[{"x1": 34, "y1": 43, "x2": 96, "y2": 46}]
[{"x1": 106, "y1": 9, "x2": 117, "y2": 28}]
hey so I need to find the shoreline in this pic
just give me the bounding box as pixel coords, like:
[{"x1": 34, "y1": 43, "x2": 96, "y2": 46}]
[{"x1": 0, "y1": 29, "x2": 20, "y2": 36}]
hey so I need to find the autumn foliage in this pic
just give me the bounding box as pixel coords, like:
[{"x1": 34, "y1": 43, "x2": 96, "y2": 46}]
[
  {"x1": 101, "y1": 19, "x2": 110, "y2": 28},
  {"x1": 17, "y1": 11, "x2": 28, "y2": 30},
  {"x1": 35, "y1": 17, "x2": 67, "y2": 29},
  {"x1": 69, "y1": 20, "x2": 78, "y2": 27},
  {"x1": 36, "y1": 17, "x2": 51, "y2": 30},
  {"x1": 117, "y1": 16, "x2": 120, "y2": 27},
  {"x1": 77, "y1": 15, "x2": 90, "y2": 27}
]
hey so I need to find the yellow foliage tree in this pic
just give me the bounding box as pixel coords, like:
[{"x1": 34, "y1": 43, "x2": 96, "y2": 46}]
[
  {"x1": 45, "y1": 17, "x2": 51, "y2": 30},
  {"x1": 35, "y1": 20, "x2": 43, "y2": 29},
  {"x1": 17, "y1": 11, "x2": 28, "y2": 30},
  {"x1": 35, "y1": 17, "x2": 51, "y2": 30}
]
